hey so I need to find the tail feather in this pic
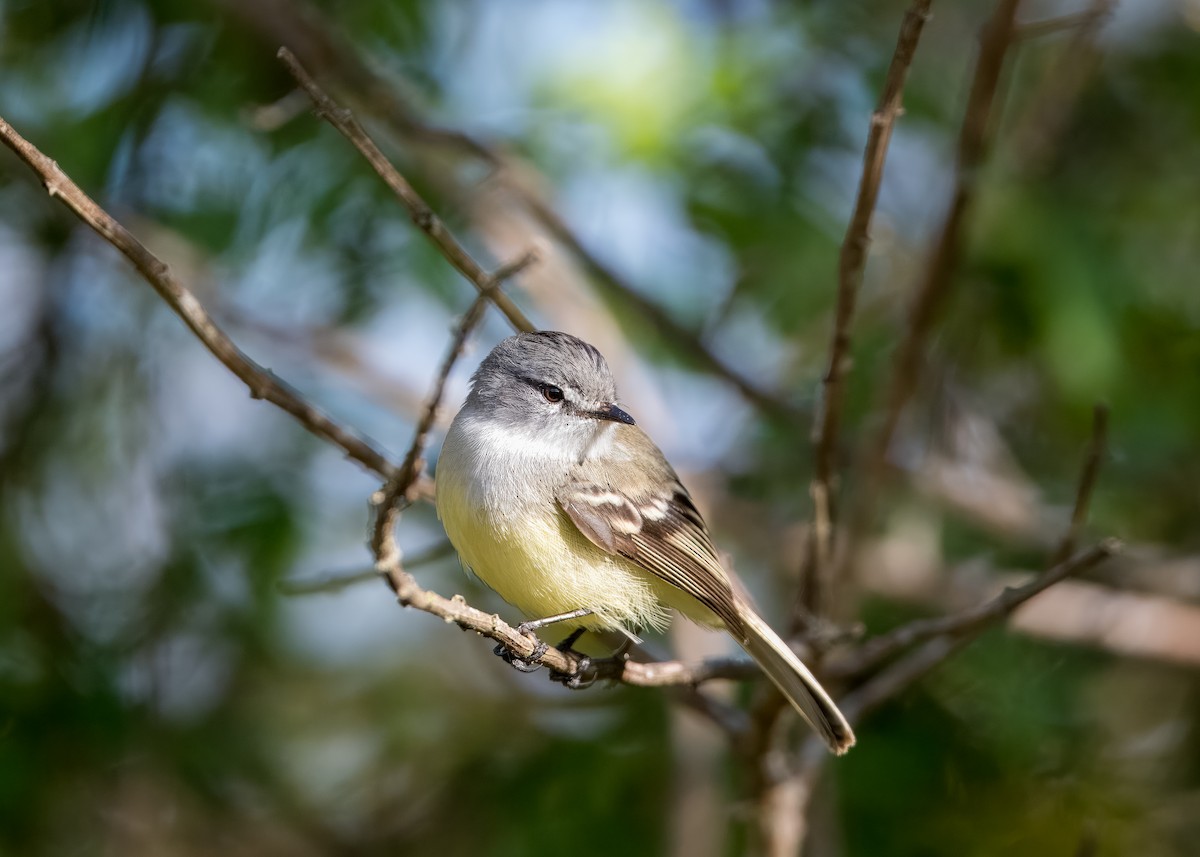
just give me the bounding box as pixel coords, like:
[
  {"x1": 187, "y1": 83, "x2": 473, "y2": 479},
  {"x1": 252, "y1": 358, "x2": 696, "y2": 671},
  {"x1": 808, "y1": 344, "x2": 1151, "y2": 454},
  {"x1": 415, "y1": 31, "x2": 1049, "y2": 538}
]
[{"x1": 737, "y1": 606, "x2": 855, "y2": 755}]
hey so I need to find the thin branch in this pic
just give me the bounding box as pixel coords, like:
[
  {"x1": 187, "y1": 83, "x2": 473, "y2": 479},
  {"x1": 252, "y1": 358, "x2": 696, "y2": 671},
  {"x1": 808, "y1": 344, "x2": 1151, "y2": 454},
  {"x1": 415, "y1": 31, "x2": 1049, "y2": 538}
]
[
  {"x1": 872, "y1": 0, "x2": 1022, "y2": 470},
  {"x1": 1009, "y1": 0, "x2": 1116, "y2": 174},
  {"x1": 1013, "y1": 6, "x2": 1109, "y2": 41},
  {"x1": 370, "y1": 272, "x2": 523, "y2": 568},
  {"x1": 837, "y1": 634, "x2": 962, "y2": 724},
  {"x1": 834, "y1": 400, "x2": 1113, "y2": 679},
  {"x1": 220, "y1": 2, "x2": 803, "y2": 421},
  {"x1": 0, "y1": 112, "x2": 398, "y2": 479},
  {"x1": 0, "y1": 66, "x2": 759, "y2": 741},
  {"x1": 516, "y1": 193, "x2": 804, "y2": 424},
  {"x1": 279, "y1": 541, "x2": 456, "y2": 595},
  {"x1": 1050, "y1": 403, "x2": 1109, "y2": 565},
  {"x1": 805, "y1": 0, "x2": 934, "y2": 613},
  {"x1": 765, "y1": 540, "x2": 1121, "y2": 856},
  {"x1": 277, "y1": 47, "x2": 537, "y2": 335},
  {"x1": 827, "y1": 539, "x2": 1122, "y2": 680}
]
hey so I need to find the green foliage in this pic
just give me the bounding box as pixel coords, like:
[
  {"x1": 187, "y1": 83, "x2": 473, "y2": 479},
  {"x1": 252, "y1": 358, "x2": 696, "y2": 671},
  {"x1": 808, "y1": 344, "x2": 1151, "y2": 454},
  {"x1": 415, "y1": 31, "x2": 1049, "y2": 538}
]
[{"x1": 2, "y1": 0, "x2": 1199, "y2": 854}]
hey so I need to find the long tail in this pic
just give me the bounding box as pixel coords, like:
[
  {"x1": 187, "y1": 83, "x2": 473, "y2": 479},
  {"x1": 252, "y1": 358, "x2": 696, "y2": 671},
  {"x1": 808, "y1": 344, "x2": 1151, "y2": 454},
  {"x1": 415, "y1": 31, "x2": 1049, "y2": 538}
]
[{"x1": 737, "y1": 605, "x2": 855, "y2": 755}]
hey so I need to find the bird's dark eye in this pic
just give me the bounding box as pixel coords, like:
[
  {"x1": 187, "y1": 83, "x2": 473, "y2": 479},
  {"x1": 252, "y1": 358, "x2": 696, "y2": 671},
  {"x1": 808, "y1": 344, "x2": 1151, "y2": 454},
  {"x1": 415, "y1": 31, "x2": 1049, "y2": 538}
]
[{"x1": 539, "y1": 384, "x2": 564, "y2": 403}]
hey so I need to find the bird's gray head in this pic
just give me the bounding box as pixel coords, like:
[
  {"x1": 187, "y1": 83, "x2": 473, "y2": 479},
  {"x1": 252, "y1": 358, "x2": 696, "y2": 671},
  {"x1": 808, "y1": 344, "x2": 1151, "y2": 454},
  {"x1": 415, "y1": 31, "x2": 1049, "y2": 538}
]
[{"x1": 466, "y1": 331, "x2": 635, "y2": 451}]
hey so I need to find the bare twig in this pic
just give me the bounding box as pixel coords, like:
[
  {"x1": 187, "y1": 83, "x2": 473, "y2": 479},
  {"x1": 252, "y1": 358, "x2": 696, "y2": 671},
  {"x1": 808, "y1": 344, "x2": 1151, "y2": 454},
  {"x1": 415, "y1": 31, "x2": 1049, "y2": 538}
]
[
  {"x1": 218, "y1": 2, "x2": 803, "y2": 420},
  {"x1": 1013, "y1": 6, "x2": 1109, "y2": 41},
  {"x1": 370, "y1": 272, "x2": 524, "y2": 568},
  {"x1": 762, "y1": 11, "x2": 937, "y2": 838},
  {"x1": 779, "y1": 399, "x2": 1115, "y2": 853},
  {"x1": 839, "y1": 548, "x2": 1121, "y2": 721},
  {"x1": 279, "y1": 541, "x2": 456, "y2": 595},
  {"x1": 0, "y1": 80, "x2": 762, "y2": 741},
  {"x1": 277, "y1": 47, "x2": 537, "y2": 335},
  {"x1": 1051, "y1": 403, "x2": 1109, "y2": 565},
  {"x1": 0, "y1": 112, "x2": 398, "y2": 479},
  {"x1": 828, "y1": 539, "x2": 1121, "y2": 680},
  {"x1": 364, "y1": 548, "x2": 756, "y2": 736},
  {"x1": 1009, "y1": 0, "x2": 1116, "y2": 174},
  {"x1": 765, "y1": 542, "x2": 1118, "y2": 856},
  {"x1": 872, "y1": 0, "x2": 1022, "y2": 470},
  {"x1": 805, "y1": 0, "x2": 934, "y2": 613},
  {"x1": 515, "y1": 193, "x2": 804, "y2": 423},
  {"x1": 835, "y1": 399, "x2": 1113, "y2": 679}
]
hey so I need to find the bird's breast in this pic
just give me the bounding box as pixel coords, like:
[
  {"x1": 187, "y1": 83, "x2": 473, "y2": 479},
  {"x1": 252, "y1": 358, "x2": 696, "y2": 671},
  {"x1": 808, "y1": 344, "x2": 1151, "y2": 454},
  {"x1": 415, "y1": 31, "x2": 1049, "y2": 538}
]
[{"x1": 435, "y1": 417, "x2": 671, "y2": 631}]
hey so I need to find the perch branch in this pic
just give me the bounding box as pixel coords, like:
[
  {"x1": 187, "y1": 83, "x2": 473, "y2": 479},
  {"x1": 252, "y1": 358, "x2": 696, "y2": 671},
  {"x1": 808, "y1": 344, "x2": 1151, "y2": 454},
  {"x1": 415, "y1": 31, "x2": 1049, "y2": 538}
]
[{"x1": 0, "y1": 93, "x2": 754, "y2": 738}]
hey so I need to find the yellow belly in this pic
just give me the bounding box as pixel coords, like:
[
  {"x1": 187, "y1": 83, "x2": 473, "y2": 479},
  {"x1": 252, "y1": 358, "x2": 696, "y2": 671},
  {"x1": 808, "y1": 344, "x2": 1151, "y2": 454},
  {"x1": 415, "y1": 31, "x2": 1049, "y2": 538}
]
[{"x1": 436, "y1": 462, "x2": 677, "y2": 633}]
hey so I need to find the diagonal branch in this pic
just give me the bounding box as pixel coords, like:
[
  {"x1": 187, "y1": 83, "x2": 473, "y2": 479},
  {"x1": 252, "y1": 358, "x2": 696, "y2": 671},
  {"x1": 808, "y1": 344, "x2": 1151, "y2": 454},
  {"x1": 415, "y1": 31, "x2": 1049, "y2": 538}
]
[
  {"x1": 836, "y1": 547, "x2": 1122, "y2": 724},
  {"x1": 370, "y1": 273, "x2": 525, "y2": 569},
  {"x1": 872, "y1": 0, "x2": 1022, "y2": 470},
  {"x1": 516, "y1": 193, "x2": 804, "y2": 424},
  {"x1": 0, "y1": 87, "x2": 758, "y2": 739},
  {"x1": 804, "y1": 0, "x2": 934, "y2": 613},
  {"x1": 834, "y1": 399, "x2": 1112, "y2": 679},
  {"x1": 772, "y1": 539, "x2": 1121, "y2": 855},
  {"x1": 827, "y1": 539, "x2": 1121, "y2": 680},
  {"x1": 1050, "y1": 403, "x2": 1109, "y2": 565},
  {"x1": 0, "y1": 112, "x2": 398, "y2": 479},
  {"x1": 216, "y1": 0, "x2": 802, "y2": 421},
  {"x1": 277, "y1": 47, "x2": 537, "y2": 335}
]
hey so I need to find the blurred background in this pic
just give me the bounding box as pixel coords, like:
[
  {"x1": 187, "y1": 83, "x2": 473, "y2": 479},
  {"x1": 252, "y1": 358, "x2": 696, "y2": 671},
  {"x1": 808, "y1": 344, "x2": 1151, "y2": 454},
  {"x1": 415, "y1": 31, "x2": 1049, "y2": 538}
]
[{"x1": 2, "y1": 0, "x2": 1200, "y2": 854}]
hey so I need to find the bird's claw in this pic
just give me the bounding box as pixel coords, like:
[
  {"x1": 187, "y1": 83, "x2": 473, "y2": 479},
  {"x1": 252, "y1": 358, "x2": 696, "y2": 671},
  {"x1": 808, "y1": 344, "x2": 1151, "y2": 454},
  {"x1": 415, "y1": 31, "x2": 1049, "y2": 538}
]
[
  {"x1": 551, "y1": 654, "x2": 595, "y2": 689},
  {"x1": 494, "y1": 637, "x2": 549, "y2": 673}
]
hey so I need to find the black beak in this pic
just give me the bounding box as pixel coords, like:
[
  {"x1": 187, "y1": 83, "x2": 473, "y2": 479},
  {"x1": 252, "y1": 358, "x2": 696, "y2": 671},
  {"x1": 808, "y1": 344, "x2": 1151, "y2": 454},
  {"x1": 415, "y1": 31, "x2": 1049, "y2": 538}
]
[{"x1": 591, "y1": 402, "x2": 636, "y2": 426}]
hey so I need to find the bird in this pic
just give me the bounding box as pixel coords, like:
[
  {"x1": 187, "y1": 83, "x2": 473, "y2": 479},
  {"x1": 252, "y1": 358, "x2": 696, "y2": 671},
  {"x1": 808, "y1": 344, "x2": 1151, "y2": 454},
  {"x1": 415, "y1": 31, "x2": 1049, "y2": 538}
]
[{"x1": 435, "y1": 330, "x2": 854, "y2": 754}]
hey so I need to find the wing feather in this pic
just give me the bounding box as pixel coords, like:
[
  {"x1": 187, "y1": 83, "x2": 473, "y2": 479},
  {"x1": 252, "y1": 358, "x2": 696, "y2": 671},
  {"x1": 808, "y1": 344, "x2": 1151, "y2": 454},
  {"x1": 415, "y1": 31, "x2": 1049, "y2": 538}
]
[{"x1": 557, "y1": 476, "x2": 745, "y2": 636}]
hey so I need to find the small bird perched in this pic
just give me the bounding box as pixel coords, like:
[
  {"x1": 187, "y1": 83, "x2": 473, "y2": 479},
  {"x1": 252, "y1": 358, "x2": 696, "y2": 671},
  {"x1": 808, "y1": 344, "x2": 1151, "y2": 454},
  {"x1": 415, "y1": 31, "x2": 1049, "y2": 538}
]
[{"x1": 436, "y1": 331, "x2": 854, "y2": 754}]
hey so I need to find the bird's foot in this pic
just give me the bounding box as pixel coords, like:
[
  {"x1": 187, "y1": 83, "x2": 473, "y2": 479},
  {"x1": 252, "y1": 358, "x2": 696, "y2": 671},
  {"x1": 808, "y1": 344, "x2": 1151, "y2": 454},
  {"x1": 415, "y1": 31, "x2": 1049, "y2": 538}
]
[
  {"x1": 494, "y1": 625, "x2": 550, "y2": 673},
  {"x1": 549, "y1": 627, "x2": 595, "y2": 689}
]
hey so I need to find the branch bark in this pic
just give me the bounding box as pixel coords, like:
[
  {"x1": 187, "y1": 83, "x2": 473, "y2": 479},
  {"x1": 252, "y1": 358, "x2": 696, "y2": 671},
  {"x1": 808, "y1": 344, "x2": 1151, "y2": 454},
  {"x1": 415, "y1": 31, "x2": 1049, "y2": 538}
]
[
  {"x1": 804, "y1": 0, "x2": 934, "y2": 614},
  {"x1": 1050, "y1": 403, "x2": 1109, "y2": 565},
  {"x1": 827, "y1": 539, "x2": 1121, "y2": 681},
  {"x1": 213, "y1": 0, "x2": 805, "y2": 421},
  {"x1": 872, "y1": 0, "x2": 1021, "y2": 465},
  {"x1": 278, "y1": 47, "x2": 537, "y2": 335},
  {"x1": 0, "y1": 112, "x2": 398, "y2": 480},
  {"x1": 0, "y1": 102, "x2": 757, "y2": 736}
]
